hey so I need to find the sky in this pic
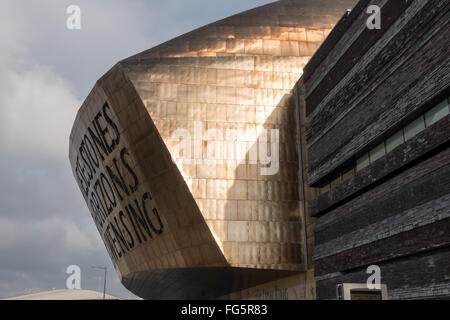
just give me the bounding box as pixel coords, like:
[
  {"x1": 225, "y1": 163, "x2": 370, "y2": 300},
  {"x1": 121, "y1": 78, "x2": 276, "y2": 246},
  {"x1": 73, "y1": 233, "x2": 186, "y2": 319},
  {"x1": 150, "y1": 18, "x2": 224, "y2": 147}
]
[{"x1": 0, "y1": 0, "x2": 275, "y2": 299}]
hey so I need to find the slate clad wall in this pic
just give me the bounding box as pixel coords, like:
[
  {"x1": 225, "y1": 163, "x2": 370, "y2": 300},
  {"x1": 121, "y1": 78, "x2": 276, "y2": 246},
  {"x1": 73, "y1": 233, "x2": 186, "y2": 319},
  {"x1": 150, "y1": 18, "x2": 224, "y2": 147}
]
[
  {"x1": 305, "y1": 0, "x2": 449, "y2": 186},
  {"x1": 301, "y1": 0, "x2": 450, "y2": 299}
]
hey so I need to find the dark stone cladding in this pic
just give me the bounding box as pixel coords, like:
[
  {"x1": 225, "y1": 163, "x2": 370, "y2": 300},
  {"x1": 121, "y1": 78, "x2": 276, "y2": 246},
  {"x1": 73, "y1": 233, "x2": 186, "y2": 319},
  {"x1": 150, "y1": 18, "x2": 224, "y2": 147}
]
[
  {"x1": 315, "y1": 218, "x2": 450, "y2": 277},
  {"x1": 316, "y1": 248, "x2": 450, "y2": 300},
  {"x1": 311, "y1": 142, "x2": 450, "y2": 299},
  {"x1": 314, "y1": 149, "x2": 450, "y2": 247},
  {"x1": 305, "y1": 0, "x2": 414, "y2": 116},
  {"x1": 306, "y1": 0, "x2": 447, "y2": 142},
  {"x1": 304, "y1": 0, "x2": 449, "y2": 186},
  {"x1": 302, "y1": 0, "x2": 371, "y2": 83},
  {"x1": 310, "y1": 115, "x2": 450, "y2": 217},
  {"x1": 300, "y1": 0, "x2": 450, "y2": 300}
]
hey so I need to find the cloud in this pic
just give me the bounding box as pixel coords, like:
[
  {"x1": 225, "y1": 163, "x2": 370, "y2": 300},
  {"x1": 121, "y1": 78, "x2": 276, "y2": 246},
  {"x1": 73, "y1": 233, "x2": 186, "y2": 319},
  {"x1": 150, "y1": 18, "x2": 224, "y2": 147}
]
[
  {"x1": 0, "y1": 215, "x2": 127, "y2": 298},
  {"x1": 0, "y1": 0, "x2": 274, "y2": 299},
  {"x1": 0, "y1": 65, "x2": 80, "y2": 160},
  {"x1": 0, "y1": 217, "x2": 101, "y2": 260},
  {"x1": 0, "y1": 154, "x2": 136, "y2": 298}
]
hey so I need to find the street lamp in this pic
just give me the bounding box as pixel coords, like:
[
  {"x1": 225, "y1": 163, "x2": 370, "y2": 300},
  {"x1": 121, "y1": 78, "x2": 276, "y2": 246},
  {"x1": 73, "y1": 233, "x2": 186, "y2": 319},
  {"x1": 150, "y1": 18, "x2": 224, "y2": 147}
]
[{"x1": 91, "y1": 265, "x2": 107, "y2": 300}]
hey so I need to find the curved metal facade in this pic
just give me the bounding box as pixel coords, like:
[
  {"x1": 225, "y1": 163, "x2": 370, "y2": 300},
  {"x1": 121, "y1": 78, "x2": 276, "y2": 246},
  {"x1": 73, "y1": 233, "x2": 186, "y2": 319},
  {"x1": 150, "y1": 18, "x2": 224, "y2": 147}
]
[{"x1": 68, "y1": 0, "x2": 356, "y2": 299}]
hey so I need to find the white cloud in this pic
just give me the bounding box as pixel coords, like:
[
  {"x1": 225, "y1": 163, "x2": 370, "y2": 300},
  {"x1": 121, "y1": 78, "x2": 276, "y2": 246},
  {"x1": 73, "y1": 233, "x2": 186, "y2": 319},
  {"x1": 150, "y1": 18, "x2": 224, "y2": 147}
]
[
  {"x1": 0, "y1": 1, "x2": 81, "y2": 161},
  {"x1": 0, "y1": 65, "x2": 80, "y2": 160},
  {"x1": 0, "y1": 217, "x2": 102, "y2": 253}
]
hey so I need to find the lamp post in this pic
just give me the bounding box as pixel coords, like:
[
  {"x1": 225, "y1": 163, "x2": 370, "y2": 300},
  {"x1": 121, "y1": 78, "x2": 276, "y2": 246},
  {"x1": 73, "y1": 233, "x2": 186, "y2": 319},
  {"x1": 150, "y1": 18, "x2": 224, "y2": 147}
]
[{"x1": 91, "y1": 265, "x2": 107, "y2": 299}]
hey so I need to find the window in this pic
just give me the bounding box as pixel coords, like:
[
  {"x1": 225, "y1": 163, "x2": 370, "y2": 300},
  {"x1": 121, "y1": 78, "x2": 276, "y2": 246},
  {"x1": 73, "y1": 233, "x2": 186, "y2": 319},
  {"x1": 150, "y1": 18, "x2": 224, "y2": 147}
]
[
  {"x1": 386, "y1": 129, "x2": 404, "y2": 153},
  {"x1": 356, "y1": 153, "x2": 370, "y2": 171},
  {"x1": 404, "y1": 116, "x2": 425, "y2": 141},
  {"x1": 320, "y1": 184, "x2": 330, "y2": 195},
  {"x1": 342, "y1": 167, "x2": 356, "y2": 181},
  {"x1": 425, "y1": 98, "x2": 449, "y2": 127},
  {"x1": 369, "y1": 142, "x2": 386, "y2": 162},
  {"x1": 321, "y1": 94, "x2": 449, "y2": 189},
  {"x1": 330, "y1": 175, "x2": 342, "y2": 188}
]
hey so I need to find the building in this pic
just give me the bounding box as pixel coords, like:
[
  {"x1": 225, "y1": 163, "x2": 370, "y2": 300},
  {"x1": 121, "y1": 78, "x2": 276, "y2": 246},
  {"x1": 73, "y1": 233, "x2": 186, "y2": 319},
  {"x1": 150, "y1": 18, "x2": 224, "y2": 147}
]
[
  {"x1": 68, "y1": 0, "x2": 356, "y2": 299},
  {"x1": 69, "y1": 0, "x2": 449, "y2": 300},
  {"x1": 298, "y1": 0, "x2": 450, "y2": 299}
]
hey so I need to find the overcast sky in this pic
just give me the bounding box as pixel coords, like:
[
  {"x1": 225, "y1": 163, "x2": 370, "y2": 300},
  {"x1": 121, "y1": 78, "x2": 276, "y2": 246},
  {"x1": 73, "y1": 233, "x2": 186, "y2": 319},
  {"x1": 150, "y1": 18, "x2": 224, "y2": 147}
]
[{"x1": 0, "y1": 0, "x2": 274, "y2": 299}]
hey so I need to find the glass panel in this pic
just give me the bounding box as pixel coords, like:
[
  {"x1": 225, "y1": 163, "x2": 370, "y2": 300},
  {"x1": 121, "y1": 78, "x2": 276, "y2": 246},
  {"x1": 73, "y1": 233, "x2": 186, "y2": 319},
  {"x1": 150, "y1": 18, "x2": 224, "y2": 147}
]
[
  {"x1": 356, "y1": 153, "x2": 370, "y2": 171},
  {"x1": 369, "y1": 142, "x2": 386, "y2": 162},
  {"x1": 342, "y1": 166, "x2": 356, "y2": 181},
  {"x1": 404, "y1": 116, "x2": 425, "y2": 141},
  {"x1": 320, "y1": 184, "x2": 330, "y2": 195},
  {"x1": 425, "y1": 98, "x2": 449, "y2": 127},
  {"x1": 330, "y1": 175, "x2": 342, "y2": 188},
  {"x1": 386, "y1": 130, "x2": 404, "y2": 153}
]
